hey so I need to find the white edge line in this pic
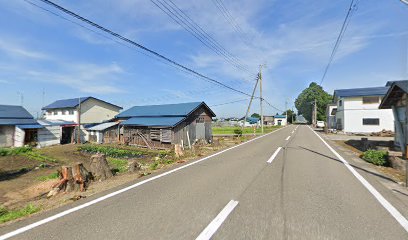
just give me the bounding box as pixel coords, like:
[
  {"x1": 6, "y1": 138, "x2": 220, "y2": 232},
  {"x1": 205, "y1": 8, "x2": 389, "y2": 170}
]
[
  {"x1": 195, "y1": 200, "x2": 239, "y2": 240},
  {"x1": 285, "y1": 136, "x2": 291, "y2": 141},
  {"x1": 308, "y1": 126, "x2": 408, "y2": 233},
  {"x1": 0, "y1": 127, "x2": 288, "y2": 240},
  {"x1": 267, "y1": 147, "x2": 282, "y2": 164}
]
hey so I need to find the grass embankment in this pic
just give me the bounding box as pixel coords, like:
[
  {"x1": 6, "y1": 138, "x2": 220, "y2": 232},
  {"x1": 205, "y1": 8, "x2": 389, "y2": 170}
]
[
  {"x1": 0, "y1": 147, "x2": 57, "y2": 163},
  {"x1": 0, "y1": 204, "x2": 40, "y2": 224},
  {"x1": 212, "y1": 126, "x2": 280, "y2": 135}
]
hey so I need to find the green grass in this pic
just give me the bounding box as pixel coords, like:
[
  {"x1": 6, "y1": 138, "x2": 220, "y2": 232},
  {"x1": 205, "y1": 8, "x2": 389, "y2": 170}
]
[
  {"x1": 0, "y1": 204, "x2": 40, "y2": 224},
  {"x1": 36, "y1": 172, "x2": 59, "y2": 181},
  {"x1": 79, "y1": 145, "x2": 144, "y2": 158},
  {"x1": 149, "y1": 161, "x2": 159, "y2": 170},
  {"x1": 0, "y1": 147, "x2": 57, "y2": 163},
  {"x1": 212, "y1": 126, "x2": 280, "y2": 135},
  {"x1": 107, "y1": 158, "x2": 129, "y2": 173}
]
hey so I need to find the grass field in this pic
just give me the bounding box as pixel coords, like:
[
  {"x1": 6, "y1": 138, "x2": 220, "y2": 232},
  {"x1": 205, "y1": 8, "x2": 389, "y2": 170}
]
[{"x1": 212, "y1": 126, "x2": 281, "y2": 135}]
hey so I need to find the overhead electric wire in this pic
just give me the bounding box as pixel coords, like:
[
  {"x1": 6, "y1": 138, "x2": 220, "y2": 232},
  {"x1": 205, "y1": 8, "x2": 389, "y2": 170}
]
[
  {"x1": 319, "y1": 0, "x2": 359, "y2": 85},
  {"x1": 210, "y1": 98, "x2": 250, "y2": 107},
  {"x1": 150, "y1": 0, "x2": 251, "y2": 73},
  {"x1": 34, "y1": 0, "x2": 255, "y2": 97},
  {"x1": 263, "y1": 98, "x2": 284, "y2": 113}
]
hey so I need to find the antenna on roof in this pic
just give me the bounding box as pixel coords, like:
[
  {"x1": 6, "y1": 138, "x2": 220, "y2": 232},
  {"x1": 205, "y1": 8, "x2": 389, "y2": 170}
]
[{"x1": 17, "y1": 91, "x2": 24, "y2": 106}]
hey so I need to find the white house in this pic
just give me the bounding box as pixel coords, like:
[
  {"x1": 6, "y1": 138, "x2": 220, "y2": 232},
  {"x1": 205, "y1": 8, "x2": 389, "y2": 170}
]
[
  {"x1": 42, "y1": 97, "x2": 122, "y2": 142},
  {"x1": 333, "y1": 86, "x2": 394, "y2": 133},
  {"x1": 273, "y1": 115, "x2": 287, "y2": 126}
]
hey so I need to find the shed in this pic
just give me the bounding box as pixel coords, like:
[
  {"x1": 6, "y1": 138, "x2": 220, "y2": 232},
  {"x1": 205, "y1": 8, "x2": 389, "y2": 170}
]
[
  {"x1": 379, "y1": 80, "x2": 408, "y2": 155},
  {"x1": 86, "y1": 122, "x2": 119, "y2": 144},
  {"x1": 0, "y1": 105, "x2": 41, "y2": 147},
  {"x1": 115, "y1": 102, "x2": 216, "y2": 149},
  {"x1": 273, "y1": 115, "x2": 287, "y2": 126},
  {"x1": 37, "y1": 120, "x2": 76, "y2": 147}
]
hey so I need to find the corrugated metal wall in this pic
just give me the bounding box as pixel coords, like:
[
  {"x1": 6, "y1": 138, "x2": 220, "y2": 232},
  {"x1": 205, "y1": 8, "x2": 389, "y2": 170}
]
[
  {"x1": 0, "y1": 126, "x2": 15, "y2": 147},
  {"x1": 38, "y1": 126, "x2": 61, "y2": 147},
  {"x1": 14, "y1": 127, "x2": 25, "y2": 147}
]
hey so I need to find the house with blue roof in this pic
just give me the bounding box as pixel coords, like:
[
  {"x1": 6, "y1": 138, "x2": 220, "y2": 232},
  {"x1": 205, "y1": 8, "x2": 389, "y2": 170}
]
[
  {"x1": 101, "y1": 101, "x2": 216, "y2": 148},
  {"x1": 273, "y1": 115, "x2": 287, "y2": 126},
  {"x1": 42, "y1": 97, "x2": 122, "y2": 143},
  {"x1": 0, "y1": 105, "x2": 41, "y2": 147},
  {"x1": 332, "y1": 86, "x2": 394, "y2": 133}
]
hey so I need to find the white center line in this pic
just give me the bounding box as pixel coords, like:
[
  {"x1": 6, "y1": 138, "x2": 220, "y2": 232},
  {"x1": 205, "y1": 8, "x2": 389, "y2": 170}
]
[
  {"x1": 196, "y1": 200, "x2": 239, "y2": 240},
  {"x1": 285, "y1": 136, "x2": 291, "y2": 141},
  {"x1": 267, "y1": 147, "x2": 282, "y2": 163},
  {"x1": 308, "y1": 126, "x2": 408, "y2": 233}
]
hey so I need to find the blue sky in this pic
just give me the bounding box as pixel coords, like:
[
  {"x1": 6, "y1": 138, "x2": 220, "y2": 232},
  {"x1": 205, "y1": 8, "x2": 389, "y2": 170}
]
[{"x1": 0, "y1": 0, "x2": 407, "y2": 118}]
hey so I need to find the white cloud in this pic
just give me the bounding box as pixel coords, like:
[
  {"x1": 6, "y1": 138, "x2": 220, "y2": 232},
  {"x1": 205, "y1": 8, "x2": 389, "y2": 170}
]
[{"x1": 0, "y1": 39, "x2": 51, "y2": 60}]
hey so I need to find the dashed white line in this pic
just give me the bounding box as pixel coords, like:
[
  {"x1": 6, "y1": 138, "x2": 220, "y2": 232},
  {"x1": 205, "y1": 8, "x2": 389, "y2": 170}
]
[
  {"x1": 285, "y1": 136, "x2": 291, "y2": 141},
  {"x1": 0, "y1": 127, "x2": 288, "y2": 240},
  {"x1": 308, "y1": 126, "x2": 408, "y2": 233},
  {"x1": 196, "y1": 200, "x2": 239, "y2": 240},
  {"x1": 267, "y1": 147, "x2": 282, "y2": 164}
]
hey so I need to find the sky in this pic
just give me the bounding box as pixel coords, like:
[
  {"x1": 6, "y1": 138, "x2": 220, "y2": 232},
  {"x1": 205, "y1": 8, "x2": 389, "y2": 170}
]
[{"x1": 0, "y1": 0, "x2": 407, "y2": 118}]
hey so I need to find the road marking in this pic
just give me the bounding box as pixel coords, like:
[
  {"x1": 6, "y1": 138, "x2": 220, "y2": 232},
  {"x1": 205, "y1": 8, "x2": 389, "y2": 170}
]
[
  {"x1": 0, "y1": 127, "x2": 288, "y2": 240},
  {"x1": 267, "y1": 147, "x2": 282, "y2": 163},
  {"x1": 285, "y1": 136, "x2": 291, "y2": 141},
  {"x1": 308, "y1": 126, "x2": 408, "y2": 233},
  {"x1": 196, "y1": 200, "x2": 239, "y2": 240}
]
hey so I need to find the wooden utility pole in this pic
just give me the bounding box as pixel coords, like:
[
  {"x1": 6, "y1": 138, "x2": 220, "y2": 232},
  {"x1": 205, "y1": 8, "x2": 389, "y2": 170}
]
[
  {"x1": 259, "y1": 65, "x2": 264, "y2": 134},
  {"x1": 313, "y1": 98, "x2": 317, "y2": 127},
  {"x1": 285, "y1": 100, "x2": 288, "y2": 125},
  {"x1": 77, "y1": 97, "x2": 81, "y2": 144},
  {"x1": 243, "y1": 76, "x2": 260, "y2": 130}
]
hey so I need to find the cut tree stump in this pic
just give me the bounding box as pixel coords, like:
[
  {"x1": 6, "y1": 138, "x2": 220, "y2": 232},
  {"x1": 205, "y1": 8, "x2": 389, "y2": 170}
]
[
  {"x1": 52, "y1": 166, "x2": 74, "y2": 192},
  {"x1": 128, "y1": 160, "x2": 141, "y2": 173},
  {"x1": 90, "y1": 154, "x2": 113, "y2": 181},
  {"x1": 72, "y1": 162, "x2": 92, "y2": 191}
]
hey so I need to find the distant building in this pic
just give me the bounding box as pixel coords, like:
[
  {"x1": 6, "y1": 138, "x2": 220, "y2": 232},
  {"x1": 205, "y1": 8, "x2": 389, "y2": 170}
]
[
  {"x1": 0, "y1": 105, "x2": 41, "y2": 147},
  {"x1": 263, "y1": 115, "x2": 274, "y2": 126},
  {"x1": 333, "y1": 86, "x2": 394, "y2": 133},
  {"x1": 273, "y1": 115, "x2": 287, "y2": 126},
  {"x1": 379, "y1": 80, "x2": 408, "y2": 154}
]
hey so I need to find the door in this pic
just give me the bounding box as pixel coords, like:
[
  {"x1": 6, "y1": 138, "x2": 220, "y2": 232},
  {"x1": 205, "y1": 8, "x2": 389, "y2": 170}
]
[
  {"x1": 278, "y1": 120, "x2": 282, "y2": 126},
  {"x1": 196, "y1": 123, "x2": 205, "y2": 140}
]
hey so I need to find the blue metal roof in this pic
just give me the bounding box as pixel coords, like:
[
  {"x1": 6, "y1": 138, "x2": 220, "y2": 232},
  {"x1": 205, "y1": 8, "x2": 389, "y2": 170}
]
[
  {"x1": 334, "y1": 87, "x2": 389, "y2": 98},
  {"x1": 116, "y1": 102, "x2": 215, "y2": 118},
  {"x1": 274, "y1": 115, "x2": 286, "y2": 119},
  {"x1": 0, "y1": 118, "x2": 38, "y2": 126},
  {"x1": 121, "y1": 117, "x2": 185, "y2": 127},
  {"x1": 0, "y1": 105, "x2": 33, "y2": 119},
  {"x1": 37, "y1": 120, "x2": 76, "y2": 126},
  {"x1": 246, "y1": 117, "x2": 259, "y2": 124},
  {"x1": 42, "y1": 97, "x2": 122, "y2": 110},
  {"x1": 17, "y1": 124, "x2": 44, "y2": 129}
]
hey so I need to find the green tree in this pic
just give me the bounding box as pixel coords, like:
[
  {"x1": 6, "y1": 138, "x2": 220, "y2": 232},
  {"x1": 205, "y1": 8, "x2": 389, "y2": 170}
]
[
  {"x1": 295, "y1": 82, "x2": 332, "y2": 123},
  {"x1": 251, "y1": 113, "x2": 260, "y2": 119},
  {"x1": 282, "y1": 109, "x2": 296, "y2": 123}
]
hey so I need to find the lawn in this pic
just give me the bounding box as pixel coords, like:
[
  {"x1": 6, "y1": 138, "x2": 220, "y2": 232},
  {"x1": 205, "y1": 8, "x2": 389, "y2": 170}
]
[{"x1": 212, "y1": 126, "x2": 281, "y2": 135}]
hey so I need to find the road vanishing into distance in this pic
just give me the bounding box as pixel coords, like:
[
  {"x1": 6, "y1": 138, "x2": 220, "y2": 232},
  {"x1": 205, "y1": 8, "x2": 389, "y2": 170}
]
[{"x1": 1, "y1": 125, "x2": 408, "y2": 239}]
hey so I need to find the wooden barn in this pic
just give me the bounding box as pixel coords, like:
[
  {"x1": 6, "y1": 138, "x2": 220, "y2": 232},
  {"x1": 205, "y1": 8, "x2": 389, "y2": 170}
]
[{"x1": 113, "y1": 102, "x2": 216, "y2": 149}]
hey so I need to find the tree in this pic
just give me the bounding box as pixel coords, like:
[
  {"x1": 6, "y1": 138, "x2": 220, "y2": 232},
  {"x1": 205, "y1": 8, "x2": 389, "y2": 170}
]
[
  {"x1": 282, "y1": 109, "x2": 296, "y2": 123},
  {"x1": 251, "y1": 113, "x2": 260, "y2": 119},
  {"x1": 295, "y1": 82, "x2": 332, "y2": 123}
]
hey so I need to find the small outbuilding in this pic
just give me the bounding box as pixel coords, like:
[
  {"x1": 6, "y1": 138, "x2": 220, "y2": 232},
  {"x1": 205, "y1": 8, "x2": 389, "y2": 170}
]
[
  {"x1": 37, "y1": 120, "x2": 77, "y2": 147},
  {"x1": 114, "y1": 102, "x2": 216, "y2": 149},
  {"x1": 273, "y1": 115, "x2": 287, "y2": 126},
  {"x1": 86, "y1": 122, "x2": 119, "y2": 144}
]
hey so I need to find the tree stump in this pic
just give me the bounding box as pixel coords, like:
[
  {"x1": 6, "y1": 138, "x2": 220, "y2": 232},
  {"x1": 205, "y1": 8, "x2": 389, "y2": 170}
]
[
  {"x1": 128, "y1": 160, "x2": 141, "y2": 173},
  {"x1": 52, "y1": 166, "x2": 74, "y2": 192},
  {"x1": 72, "y1": 162, "x2": 92, "y2": 191},
  {"x1": 90, "y1": 154, "x2": 113, "y2": 181},
  {"x1": 174, "y1": 144, "x2": 184, "y2": 158}
]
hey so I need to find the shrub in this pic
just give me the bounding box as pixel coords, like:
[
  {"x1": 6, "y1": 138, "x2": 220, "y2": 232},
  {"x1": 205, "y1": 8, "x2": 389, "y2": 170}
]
[
  {"x1": 233, "y1": 128, "x2": 243, "y2": 136},
  {"x1": 362, "y1": 150, "x2": 388, "y2": 166}
]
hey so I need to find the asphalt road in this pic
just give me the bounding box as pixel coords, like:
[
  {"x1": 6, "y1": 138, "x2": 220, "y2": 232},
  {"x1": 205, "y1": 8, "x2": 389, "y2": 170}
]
[{"x1": 1, "y1": 125, "x2": 408, "y2": 239}]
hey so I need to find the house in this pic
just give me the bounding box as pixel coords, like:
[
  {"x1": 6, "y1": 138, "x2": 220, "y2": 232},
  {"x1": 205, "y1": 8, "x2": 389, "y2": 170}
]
[
  {"x1": 110, "y1": 102, "x2": 215, "y2": 148},
  {"x1": 333, "y1": 86, "x2": 394, "y2": 133},
  {"x1": 239, "y1": 117, "x2": 260, "y2": 127},
  {"x1": 0, "y1": 105, "x2": 42, "y2": 147},
  {"x1": 42, "y1": 97, "x2": 122, "y2": 142},
  {"x1": 326, "y1": 103, "x2": 337, "y2": 129},
  {"x1": 273, "y1": 115, "x2": 287, "y2": 126},
  {"x1": 379, "y1": 80, "x2": 408, "y2": 155},
  {"x1": 263, "y1": 116, "x2": 274, "y2": 126}
]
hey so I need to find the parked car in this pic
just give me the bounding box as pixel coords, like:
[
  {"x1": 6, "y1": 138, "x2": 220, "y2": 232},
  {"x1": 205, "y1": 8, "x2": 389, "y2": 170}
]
[{"x1": 316, "y1": 121, "x2": 325, "y2": 128}]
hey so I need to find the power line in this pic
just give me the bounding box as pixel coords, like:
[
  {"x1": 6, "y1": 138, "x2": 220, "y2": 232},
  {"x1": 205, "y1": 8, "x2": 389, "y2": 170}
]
[
  {"x1": 34, "y1": 0, "x2": 255, "y2": 97},
  {"x1": 263, "y1": 98, "x2": 284, "y2": 113},
  {"x1": 210, "y1": 98, "x2": 250, "y2": 107},
  {"x1": 151, "y1": 0, "x2": 251, "y2": 73},
  {"x1": 319, "y1": 0, "x2": 359, "y2": 85}
]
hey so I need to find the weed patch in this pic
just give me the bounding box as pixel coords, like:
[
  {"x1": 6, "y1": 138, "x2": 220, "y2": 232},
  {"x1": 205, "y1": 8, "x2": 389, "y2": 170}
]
[
  {"x1": 362, "y1": 150, "x2": 388, "y2": 166},
  {"x1": 37, "y1": 172, "x2": 59, "y2": 181},
  {"x1": 107, "y1": 158, "x2": 129, "y2": 174},
  {"x1": 79, "y1": 145, "x2": 144, "y2": 158},
  {"x1": 0, "y1": 204, "x2": 40, "y2": 223}
]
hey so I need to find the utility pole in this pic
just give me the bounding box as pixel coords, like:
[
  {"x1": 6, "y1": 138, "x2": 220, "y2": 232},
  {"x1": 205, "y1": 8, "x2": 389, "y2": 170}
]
[
  {"x1": 77, "y1": 97, "x2": 81, "y2": 144},
  {"x1": 313, "y1": 98, "x2": 317, "y2": 127},
  {"x1": 259, "y1": 65, "x2": 264, "y2": 134},
  {"x1": 291, "y1": 106, "x2": 294, "y2": 124},
  {"x1": 243, "y1": 76, "x2": 260, "y2": 130},
  {"x1": 285, "y1": 100, "x2": 288, "y2": 125}
]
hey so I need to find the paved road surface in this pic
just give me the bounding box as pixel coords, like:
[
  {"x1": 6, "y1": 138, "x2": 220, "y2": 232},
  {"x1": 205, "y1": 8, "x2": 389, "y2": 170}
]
[{"x1": 1, "y1": 125, "x2": 407, "y2": 239}]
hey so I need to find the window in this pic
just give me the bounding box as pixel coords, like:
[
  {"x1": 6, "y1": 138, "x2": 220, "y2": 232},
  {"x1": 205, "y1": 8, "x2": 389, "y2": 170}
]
[
  {"x1": 362, "y1": 96, "x2": 379, "y2": 104},
  {"x1": 69, "y1": 110, "x2": 74, "y2": 115},
  {"x1": 53, "y1": 111, "x2": 58, "y2": 115},
  {"x1": 62, "y1": 110, "x2": 66, "y2": 115},
  {"x1": 363, "y1": 118, "x2": 380, "y2": 125},
  {"x1": 338, "y1": 100, "x2": 342, "y2": 107},
  {"x1": 196, "y1": 116, "x2": 205, "y2": 123}
]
